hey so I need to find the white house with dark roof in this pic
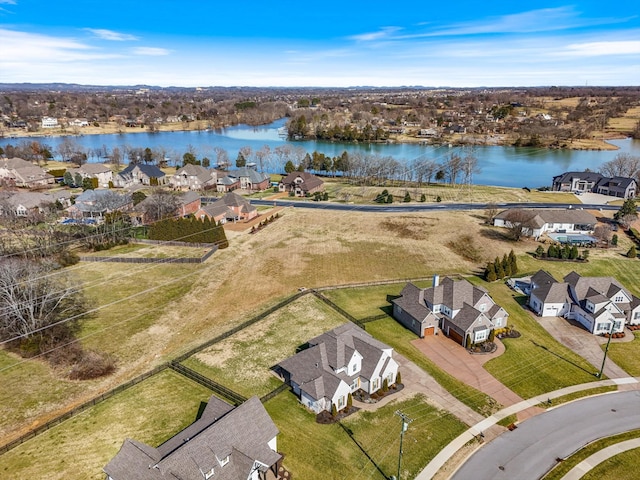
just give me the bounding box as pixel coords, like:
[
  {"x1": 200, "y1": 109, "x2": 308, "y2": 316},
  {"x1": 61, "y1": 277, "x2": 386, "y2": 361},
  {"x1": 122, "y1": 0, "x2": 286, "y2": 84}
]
[
  {"x1": 527, "y1": 270, "x2": 640, "y2": 335},
  {"x1": 493, "y1": 208, "x2": 597, "y2": 238},
  {"x1": 275, "y1": 323, "x2": 399, "y2": 414},
  {"x1": 552, "y1": 171, "x2": 637, "y2": 198},
  {"x1": 104, "y1": 396, "x2": 281, "y2": 480},
  {"x1": 392, "y1": 275, "x2": 508, "y2": 347}
]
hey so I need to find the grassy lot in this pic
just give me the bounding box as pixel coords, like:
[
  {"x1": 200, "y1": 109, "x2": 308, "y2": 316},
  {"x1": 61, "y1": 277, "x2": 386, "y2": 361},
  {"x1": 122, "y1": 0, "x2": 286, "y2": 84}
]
[
  {"x1": 478, "y1": 279, "x2": 600, "y2": 398},
  {"x1": 535, "y1": 385, "x2": 618, "y2": 408},
  {"x1": 606, "y1": 330, "x2": 640, "y2": 377},
  {"x1": 543, "y1": 429, "x2": 640, "y2": 480},
  {"x1": 324, "y1": 179, "x2": 579, "y2": 205},
  {"x1": 365, "y1": 317, "x2": 499, "y2": 416},
  {"x1": 182, "y1": 295, "x2": 348, "y2": 398},
  {"x1": 0, "y1": 370, "x2": 213, "y2": 480},
  {"x1": 265, "y1": 391, "x2": 466, "y2": 480},
  {"x1": 79, "y1": 242, "x2": 211, "y2": 259}
]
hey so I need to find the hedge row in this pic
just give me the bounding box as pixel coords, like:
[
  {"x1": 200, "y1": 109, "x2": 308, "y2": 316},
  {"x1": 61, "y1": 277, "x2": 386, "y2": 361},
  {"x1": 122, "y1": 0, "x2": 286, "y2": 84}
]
[{"x1": 149, "y1": 216, "x2": 228, "y2": 248}]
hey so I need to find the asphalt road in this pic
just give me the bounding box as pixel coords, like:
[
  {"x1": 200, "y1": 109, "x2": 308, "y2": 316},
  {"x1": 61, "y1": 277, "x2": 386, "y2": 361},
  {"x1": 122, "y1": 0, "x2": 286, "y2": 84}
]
[
  {"x1": 242, "y1": 199, "x2": 620, "y2": 213},
  {"x1": 451, "y1": 390, "x2": 640, "y2": 480}
]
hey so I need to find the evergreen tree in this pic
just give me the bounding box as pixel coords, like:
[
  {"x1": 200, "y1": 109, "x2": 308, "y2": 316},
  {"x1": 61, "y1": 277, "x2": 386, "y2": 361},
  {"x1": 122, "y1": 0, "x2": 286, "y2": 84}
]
[
  {"x1": 385, "y1": 193, "x2": 393, "y2": 203},
  {"x1": 582, "y1": 249, "x2": 590, "y2": 260},
  {"x1": 403, "y1": 191, "x2": 411, "y2": 203},
  {"x1": 486, "y1": 263, "x2": 497, "y2": 282},
  {"x1": 347, "y1": 393, "x2": 353, "y2": 409},
  {"x1": 502, "y1": 254, "x2": 511, "y2": 277},
  {"x1": 570, "y1": 245, "x2": 579, "y2": 259},
  {"x1": 509, "y1": 250, "x2": 518, "y2": 274},
  {"x1": 284, "y1": 160, "x2": 295, "y2": 173},
  {"x1": 420, "y1": 193, "x2": 426, "y2": 202},
  {"x1": 331, "y1": 404, "x2": 338, "y2": 417},
  {"x1": 495, "y1": 261, "x2": 505, "y2": 279},
  {"x1": 612, "y1": 234, "x2": 619, "y2": 246},
  {"x1": 628, "y1": 245, "x2": 637, "y2": 258},
  {"x1": 615, "y1": 197, "x2": 638, "y2": 221},
  {"x1": 535, "y1": 245, "x2": 545, "y2": 258},
  {"x1": 236, "y1": 152, "x2": 246, "y2": 168},
  {"x1": 395, "y1": 370, "x2": 401, "y2": 384}
]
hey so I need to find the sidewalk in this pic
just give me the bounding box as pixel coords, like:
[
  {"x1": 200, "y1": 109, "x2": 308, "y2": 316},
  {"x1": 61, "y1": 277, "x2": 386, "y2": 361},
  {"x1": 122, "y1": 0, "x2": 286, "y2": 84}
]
[{"x1": 560, "y1": 438, "x2": 640, "y2": 480}]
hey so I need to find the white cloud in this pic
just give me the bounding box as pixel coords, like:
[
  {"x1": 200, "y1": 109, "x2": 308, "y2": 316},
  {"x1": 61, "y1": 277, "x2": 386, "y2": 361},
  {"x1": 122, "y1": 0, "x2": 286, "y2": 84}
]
[
  {"x1": 349, "y1": 26, "x2": 402, "y2": 42},
  {"x1": 0, "y1": 0, "x2": 17, "y2": 4},
  {"x1": 563, "y1": 40, "x2": 640, "y2": 57},
  {"x1": 84, "y1": 28, "x2": 138, "y2": 41},
  {"x1": 131, "y1": 47, "x2": 171, "y2": 56}
]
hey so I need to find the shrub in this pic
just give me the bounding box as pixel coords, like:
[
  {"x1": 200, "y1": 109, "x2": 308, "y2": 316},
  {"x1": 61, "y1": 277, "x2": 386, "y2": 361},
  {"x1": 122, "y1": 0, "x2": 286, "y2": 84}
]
[
  {"x1": 535, "y1": 245, "x2": 545, "y2": 257},
  {"x1": 396, "y1": 370, "x2": 401, "y2": 384},
  {"x1": 436, "y1": 195, "x2": 442, "y2": 202},
  {"x1": 331, "y1": 404, "x2": 338, "y2": 417},
  {"x1": 67, "y1": 350, "x2": 116, "y2": 380},
  {"x1": 382, "y1": 378, "x2": 389, "y2": 392},
  {"x1": 612, "y1": 234, "x2": 618, "y2": 246},
  {"x1": 628, "y1": 245, "x2": 637, "y2": 258},
  {"x1": 347, "y1": 393, "x2": 353, "y2": 409}
]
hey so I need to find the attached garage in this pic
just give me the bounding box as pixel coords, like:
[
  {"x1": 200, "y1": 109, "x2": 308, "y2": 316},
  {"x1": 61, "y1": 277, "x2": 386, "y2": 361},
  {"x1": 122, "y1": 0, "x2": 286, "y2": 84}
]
[
  {"x1": 448, "y1": 328, "x2": 463, "y2": 345},
  {"x1": 423, "y1": 326, "x2": 435, "y2": 336}
]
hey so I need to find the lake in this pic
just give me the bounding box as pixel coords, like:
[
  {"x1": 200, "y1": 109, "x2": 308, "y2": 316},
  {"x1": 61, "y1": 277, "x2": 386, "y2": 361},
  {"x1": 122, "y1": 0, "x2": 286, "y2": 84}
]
[{"x1": 2, "y1": 118, "x2": 640, "y2": 188}]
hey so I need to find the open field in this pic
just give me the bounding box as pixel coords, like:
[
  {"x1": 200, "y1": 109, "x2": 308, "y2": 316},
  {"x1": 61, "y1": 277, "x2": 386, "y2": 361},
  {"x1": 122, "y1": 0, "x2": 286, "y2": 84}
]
[
  {"x1": 0, "y1": 369, "x2": 213, "y2": 480},
  {"x1": 265, "y1": 391, "x2": 467, "y2": 480},
  {"x1": 3, "y1": 208, "x2": 531, "y2": 441},
  {"x1": 183, "y1": 294, "x2": 348, "y2": 398},
  {"x1": 543, "y1": 429, "x2": 640, "y2": 480},
  {"x1": 79, "y1": 242, "x2": 212, "y2": 259},
  {"x1": 323, "y1": 180, "x2": 580, "y2": 205}
]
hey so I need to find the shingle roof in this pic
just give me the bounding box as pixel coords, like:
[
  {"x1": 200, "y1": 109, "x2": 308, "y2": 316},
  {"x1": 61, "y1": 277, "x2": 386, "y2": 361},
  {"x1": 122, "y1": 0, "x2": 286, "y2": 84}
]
[
  {"x1": 280, "y1": 172, "x2": 324, "y2": 192},
  {"x1": 495, "y1": 208, "x2": 597, "y2": 226},
  {"x1": 104, "y1": 396, "x2": 280, "y2": 480}
]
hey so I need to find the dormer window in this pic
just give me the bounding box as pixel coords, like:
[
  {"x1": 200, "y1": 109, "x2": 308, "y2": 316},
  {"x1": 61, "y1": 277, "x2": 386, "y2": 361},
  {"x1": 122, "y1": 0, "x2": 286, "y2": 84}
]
[
  {"x1": 219, "y1": 456, "x2": 229, "y2": 467},
  {"x1": 205, "y1": 467, "x2": 215, "y2": 479},
  {"x1": 615, "y1": 295, "x2": 624, "y2": 303}
]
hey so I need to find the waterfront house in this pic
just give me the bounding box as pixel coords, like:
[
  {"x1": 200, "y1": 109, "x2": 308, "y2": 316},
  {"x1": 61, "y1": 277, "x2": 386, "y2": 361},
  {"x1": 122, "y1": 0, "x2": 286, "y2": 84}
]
[{"x1": 493, "y1": 208, "x2": 597, "y2": 238}]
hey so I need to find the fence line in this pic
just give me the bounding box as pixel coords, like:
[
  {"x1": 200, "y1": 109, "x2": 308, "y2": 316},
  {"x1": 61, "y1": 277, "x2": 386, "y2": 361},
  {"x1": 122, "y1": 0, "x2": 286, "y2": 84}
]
[
  {"x1": 0, "y1": 280, "x2": 409, "y2": 456},
  {"x1": 169, "y1": 362, "x2": 246, "y2": 406},
  {"x1": 80, "y1": 245, "x2": 218, "y2": 264}
]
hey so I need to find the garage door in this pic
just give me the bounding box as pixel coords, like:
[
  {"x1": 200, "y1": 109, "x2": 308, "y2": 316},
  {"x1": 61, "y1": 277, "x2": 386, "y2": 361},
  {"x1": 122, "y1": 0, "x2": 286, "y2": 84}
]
[
  {"x1": 448, "y1": 328, "x2": 463, "y2": 345},
  {"x1": 423, "y1": 326, "x2": 435, "y2": 336}
]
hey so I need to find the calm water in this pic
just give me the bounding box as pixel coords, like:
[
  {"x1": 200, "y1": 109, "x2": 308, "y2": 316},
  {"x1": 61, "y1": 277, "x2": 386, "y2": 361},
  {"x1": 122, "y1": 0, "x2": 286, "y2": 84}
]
[{"x1": 2, "y1": 118, "x2": 640, "y2": 188}]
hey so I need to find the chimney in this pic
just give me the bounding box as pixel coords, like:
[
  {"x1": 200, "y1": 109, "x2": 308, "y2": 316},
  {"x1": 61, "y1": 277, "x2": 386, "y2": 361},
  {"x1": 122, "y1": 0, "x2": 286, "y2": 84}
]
[{"x1": 433, "y1": 274, "x2": 440, "y2": 288}]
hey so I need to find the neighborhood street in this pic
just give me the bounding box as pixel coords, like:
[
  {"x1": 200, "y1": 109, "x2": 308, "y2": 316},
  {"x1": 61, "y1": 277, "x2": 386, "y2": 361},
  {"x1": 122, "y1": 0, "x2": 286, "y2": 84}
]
[{"x1": 450, "y1": 390, "x2": 640, "y2": 480}]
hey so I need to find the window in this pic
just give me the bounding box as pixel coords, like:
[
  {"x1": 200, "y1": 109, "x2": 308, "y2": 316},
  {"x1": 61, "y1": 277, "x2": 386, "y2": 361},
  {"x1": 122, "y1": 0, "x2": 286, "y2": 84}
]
[
  {"x1": 596, "y1": 322, "x2": 608, "y2": 331},
  {"x1": 372, "y1": 378, "x2": 380, "y2": 391},
  {"x1": 475, "y1": 330, "x2": 488, "y2": 342},
  {"x1": 479, "y1": 303, "x2": 486, "y2": 312},
  {"x1": 338, "y1": 396, "x2": 345, "y2": 408},
  {"x1": 615, "y1": 295, "x2": 624, "y2": 303},
  {"x1": 634, "y1": 312, "x2": 640, "y2": 320},
  {"x1": 614, "y1": 321, "x2": 622, "y2": 330},
  {"x1": 205, "y1": 468, "x2": 215, "y2": 479},
  {"x1": 219, "y1": 456, "x2": 229, "y2": 467},
  {"x1": 495, "y1": 318, "x2": 502, "y2": 327},
  {"x1": 351, "y1": 363, "x2": 357, "y2": 374}
]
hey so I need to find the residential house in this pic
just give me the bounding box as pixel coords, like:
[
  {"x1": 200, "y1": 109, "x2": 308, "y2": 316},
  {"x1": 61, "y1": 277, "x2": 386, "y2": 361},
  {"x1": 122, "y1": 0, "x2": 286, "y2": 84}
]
[
  {"x1": 67, "y1": 189, "x2": 132, "y2": 219},
  {"x1": 275, "y1": 323, "x2": 399, "y2": 414},
  {"x1": 0, "y1": 157, "x2": 54, "y2": 188},
  {"x1": 493, "y1": 208, "x2": 597, "y2": 238},
  {"x1": 66, "y1": 163, "x2": 114, "y2": 188},
  {"x1": 278, "y1": 172, "x2": 324, "y2": 197},
  {"x1": 41, "y1": 116, "x2": 58, "y2": 128},
  {"x1": 392, "y1": 275, "x2": 509, "y2": 347},
  {"x1": 114, "y1": 164, "x2": 167, "y2": 188},
  {"x1": 69, "y1": 118, "x2": 89, "y2": 127},
  {"x1": 104, "y1": 396, "x2": 282, "y2": 480},
  {"x1": 217, "y1": 167, "x2": 270, "y2": 193},
  {"x1": 177, "y1": 191, "x2": 201, "y2": 217},
  {"x1": 527, "y1": 270, "x2": 640, "y2": 334},
  {"x1": 196, "y1": 192, "x2": 257, "y2": 223},
  {"x1": 552, "y1": 171, "x2": 637, "y2": 198},
  {"x1": 0, "y1": 191, "x2": 70, "y2": 217},
  {"x1": 170, "y1": 164, "x2": 219, "y2": 191}
]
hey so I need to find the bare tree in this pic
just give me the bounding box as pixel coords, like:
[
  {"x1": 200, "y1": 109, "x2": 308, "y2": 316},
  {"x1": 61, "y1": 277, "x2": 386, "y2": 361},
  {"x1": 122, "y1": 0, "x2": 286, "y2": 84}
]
[
  {"x1": 501, "y1": 209, "x2": 537, "y2": 241},
  {"x1": 141, "y1": 189, "x2": 180, "y2": 223},
  {"x1": 593, "y1": 224, "x2": 612, "y2": 243},
  {"x1": 599, "y1": 153, "x2": 640, "y2": 178},
  {"x1": 0, "y1": 258, "x2": 86, "y2": 354}
]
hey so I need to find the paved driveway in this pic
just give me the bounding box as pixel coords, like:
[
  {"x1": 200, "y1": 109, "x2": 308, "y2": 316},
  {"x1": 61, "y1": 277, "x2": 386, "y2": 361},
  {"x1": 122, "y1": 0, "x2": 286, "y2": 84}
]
[
  {"x1": 412, "y1": 335, "x2": 543, "y2": 422},
  {"x1": 535, "y1": 315, "x2": 631, "y2": 379},
  {"x1": 577, "y1": 192, "x2": 617, "y2": 205}
]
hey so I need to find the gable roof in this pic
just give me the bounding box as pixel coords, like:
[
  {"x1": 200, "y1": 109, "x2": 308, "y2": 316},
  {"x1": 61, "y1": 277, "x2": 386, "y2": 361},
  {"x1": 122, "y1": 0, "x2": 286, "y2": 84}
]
[
  {"x1": 118, "y1": 163, "x2": 166, "y2": 179},
  {"x1": 104, "y1": 396, "x2": 280, "y2": 480},
  {"x1": 494, "y1": 208, "x2": 597, "y2": 226},
  {"x1": 280, "y1": 172, "x2": 324, "y2": 191},
  {"x1": 424, "y1": 277, "x2": 489, "y2": 310},
  {"x1": 552, "y1": 171, "x2": 604, "y2": 184},
  {"x1": 78, "y1": 163, "x2": 112, "y2": 175}
]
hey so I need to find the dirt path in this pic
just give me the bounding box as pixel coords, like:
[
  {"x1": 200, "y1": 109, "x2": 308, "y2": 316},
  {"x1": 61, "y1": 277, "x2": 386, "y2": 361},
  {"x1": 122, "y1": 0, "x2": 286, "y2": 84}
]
[{"x1": 412, "y1": 335, "x2": 544, "y2": 422}]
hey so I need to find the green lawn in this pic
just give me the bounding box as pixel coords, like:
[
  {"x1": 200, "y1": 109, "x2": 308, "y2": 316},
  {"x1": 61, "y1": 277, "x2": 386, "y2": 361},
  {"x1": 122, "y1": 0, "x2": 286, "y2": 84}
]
[
  {"x1": 265, "y1": 391, "x2": 466, "y2": 480},
  {"x1": 478, "y1": 279, "x2": 600, "y2": 398},
  {"x1": 322, "y1": 281, "x2": 431, "y2": 320},
  {"x1": 607, "y1": 330, "x2": 640, "y2": 376},
  {"x1": 365, "y1": 317, "x2": 499, "y2": 416},
  {"x1": 182, "y1": 295, "x2": 349, "y2": 398},
  {"x1": 543, "y1": 429, "x2": 640, "y2": 480},
  {"x1": 343, "y1": 394, "x2": 467, "y2": 480},
  {"x1": 0, "y1": 370, "x2": 213, "y2": 480}
]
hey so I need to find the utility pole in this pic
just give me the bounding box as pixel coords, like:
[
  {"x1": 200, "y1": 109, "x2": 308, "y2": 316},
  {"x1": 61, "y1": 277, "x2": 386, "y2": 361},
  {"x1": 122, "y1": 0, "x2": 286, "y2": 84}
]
[
  {"x1": 597, "y1": 322, "x2": 616, "y2": 378},
  {"x1": 394, "y1": 410, "x2": 413, "y2": 480}
]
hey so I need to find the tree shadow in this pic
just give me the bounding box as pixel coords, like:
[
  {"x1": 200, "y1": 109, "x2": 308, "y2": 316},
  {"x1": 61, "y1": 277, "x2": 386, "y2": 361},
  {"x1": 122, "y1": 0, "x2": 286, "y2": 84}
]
[{"x1": 478, "y1": 227, "x2": 515, "y2": 243}]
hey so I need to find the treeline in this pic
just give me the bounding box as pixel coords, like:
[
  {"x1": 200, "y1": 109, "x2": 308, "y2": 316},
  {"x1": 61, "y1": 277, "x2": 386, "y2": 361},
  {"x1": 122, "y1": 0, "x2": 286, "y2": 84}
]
[
  {"x1": 288, "y1": 115, "x2": 389, "y2": 142},
  {"x1": 149, "y1": 217, "x2": 228, "y2": 248},
  {"x1": 484, "y1": 251, "x2": 518, "y2": 282}
]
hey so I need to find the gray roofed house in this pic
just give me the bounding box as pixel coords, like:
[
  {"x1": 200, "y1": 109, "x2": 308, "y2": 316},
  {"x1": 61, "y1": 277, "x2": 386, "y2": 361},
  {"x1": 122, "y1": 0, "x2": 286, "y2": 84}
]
[
  {"x1": 552, "y1": 171, "x2": 637, "y2": 198},
  {"x1": 104, "y1": 396, "x2": 282, "y2": 480},
  {"x1": 217, "y1": 167, "x2": 270, "y2": 193},
  {"x1": 114, "y1": 163, "x2": 167, "y2": 188},
  {"x1": 493, "y1": 208, "x2": 597, "y2": 238},
  {"x1": 392, "y1": 275, "x2": 508, "y2": 347},
  {"x1": 275, "y1": 323, "x2": 399, "y2": 414},
  {"x1": 67, "y1": 163, "x2": 114, "y2": 188},
  {"x1": 0, "y1": 157, "x2": 54, "y2": 188},
  {"x1": 196, "y1": 192, "x2": 257, "y2": 223},
  {"x1": 527, "y1": 269, "x2": 640, "y2": 334},
  {"x1": 67, "y1": 189, "x2": 132, "y2": 219},
  {"x1": 170, "y1": 164, "x2": 219, "y2": 191}
]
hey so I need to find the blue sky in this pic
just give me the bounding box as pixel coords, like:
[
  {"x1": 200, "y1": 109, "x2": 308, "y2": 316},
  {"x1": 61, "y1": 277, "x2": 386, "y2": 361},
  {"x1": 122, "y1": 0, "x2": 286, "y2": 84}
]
[{"x1": 1, "y1": 1, "x2": 639, "y2": 87}]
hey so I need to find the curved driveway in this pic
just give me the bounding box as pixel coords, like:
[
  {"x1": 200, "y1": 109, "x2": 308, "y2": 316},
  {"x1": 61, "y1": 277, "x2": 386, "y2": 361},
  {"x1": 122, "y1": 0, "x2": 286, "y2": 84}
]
[{"x1": 451, "y1": 390, "x2": 640, "y2": 480}]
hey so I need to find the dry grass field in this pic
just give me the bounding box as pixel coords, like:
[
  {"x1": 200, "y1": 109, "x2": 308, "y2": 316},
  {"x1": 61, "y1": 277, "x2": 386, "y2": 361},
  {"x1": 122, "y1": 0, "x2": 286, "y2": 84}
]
[{"x1": 1, "y1": 207, "x2": 529, "y2": 443}]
